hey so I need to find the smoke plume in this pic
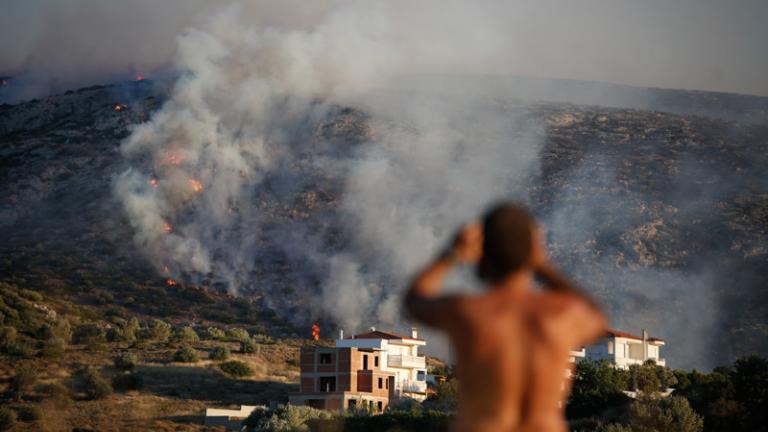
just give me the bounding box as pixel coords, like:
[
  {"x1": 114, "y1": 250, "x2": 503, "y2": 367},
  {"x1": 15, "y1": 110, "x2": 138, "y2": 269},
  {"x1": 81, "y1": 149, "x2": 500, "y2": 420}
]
[{"x1": 108, "y1": 1, "x2": 760, "y2": 369}]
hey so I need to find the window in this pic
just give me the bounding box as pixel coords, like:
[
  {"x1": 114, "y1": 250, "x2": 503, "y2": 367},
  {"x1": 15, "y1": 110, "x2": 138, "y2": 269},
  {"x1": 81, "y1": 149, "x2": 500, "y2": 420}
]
[
  {"x1": 348, "y1": 399, "x2": 357, "y2": 409},
  {"x1": 607, "y1": 341, "x2": 614, "y2": 354},
  {"x1": 378, "y1": 377, "x2": 383, "y2": 389},
  {"x1": 363, "y1": 354, "x2": 368, "y2": 370},
  {"x1": 417, "y1": 370, "x2": 426, "y2": 381},
  {"x1": 320, "y1": 353, "x2": 332, "y2": 364},
  {"x1": 385, "y1": 378, "x2": 389, "y2": 389},
  {"x1": 319, "y1": 376, "x2": 336, "y2": 392},
  {"x1": 374, "y1": 356, "x2": 379, "y2": 367},
  {"x1": 377, "y1": 401, "x2": 383, "y2": 412}
]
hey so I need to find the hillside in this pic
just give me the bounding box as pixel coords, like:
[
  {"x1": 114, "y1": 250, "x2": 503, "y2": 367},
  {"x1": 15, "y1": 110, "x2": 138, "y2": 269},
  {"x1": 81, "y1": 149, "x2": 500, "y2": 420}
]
[{"x1": 1, "y1": 79, "x2": 767, "y2": 372}]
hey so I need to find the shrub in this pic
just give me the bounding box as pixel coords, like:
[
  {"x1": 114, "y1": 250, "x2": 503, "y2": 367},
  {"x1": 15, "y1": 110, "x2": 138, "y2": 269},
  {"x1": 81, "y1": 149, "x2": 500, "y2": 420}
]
[
  {"x1": 107, "y1": 317, "x2": 139, "y2": 343},
  {"x1": 73, "y1": 323, "x2": 105, "y2": 345},
  {"x1": 201, "y1": 326, "x2": 226, "y2": 340},
  {"x1": 225, "y1": 327, "x2": 250, "y2": 342},
  {"x1": 39, "y1": 337, "x2": 66, "y2": 358},
  {"x1": 173, "y1": 346, "x2": 199, "y2": 363},
  {"x1": 220, "y1": 360, "x2": 253, "y2": 377},
  {"x1": 172, "y1": 326, "x2": 200, "y2": 344},
  {"x1": 19, "y1": 289, "x2": 43, "y2": 302},
  {"x1": 35, "y1": 323, "x2": 54, "y2": 340},
  {"x1": 209, "y1": 346, "x2": 230, "y2": 361},
  {"x1": 114, "y1": 352, "x2": 138, "y2": 370},
  {"x1": 240, "y1": 338, "x2": 257, "y2": 354},
  {"x1": 243, "y1": 404, "x2": 331, "y2": 430},
  {"x1": 82, "y1": 368, "x2": 113, "y2": 400},
  {"x1": 148, "y1": 319, "x2": 171, "y2": 343},
  {"x1": 52, "y1": 319, "x2": 72, "y2": 342},
  {"x1": 15, "y1": 405, "x2": 42, "y2": 422},
  {"x1": 112, "y1": 373, "x2": 144, "y2": 391},
  {"x1": 0, "y1": 407, "x2": 16, "y2": 431},
  {"x1": 45, "y1": 382, "x2": 72, "y2": 408},
  {"x1": 252, "y1": 333, "x2": 274, "y2": 344},
  {"x1": 0, "y1": 326, "x2": 17, "y2": 347},
  {"x1": 11, "y1": 365, "x2": 37, "y2": 401}
]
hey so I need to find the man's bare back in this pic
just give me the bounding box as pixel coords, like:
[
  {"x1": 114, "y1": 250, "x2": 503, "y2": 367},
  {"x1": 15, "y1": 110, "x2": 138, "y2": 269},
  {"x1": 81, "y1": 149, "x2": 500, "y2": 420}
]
[{"x1": 405, "y1": 204, "x2": 605, "y2": 431}]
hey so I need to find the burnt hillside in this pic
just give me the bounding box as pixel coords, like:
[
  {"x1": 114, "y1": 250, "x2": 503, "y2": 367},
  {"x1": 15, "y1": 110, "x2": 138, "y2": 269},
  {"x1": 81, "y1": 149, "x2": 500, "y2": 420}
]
[{"x1": 1, "y1": 80, "x2": 766, "y2": 368}]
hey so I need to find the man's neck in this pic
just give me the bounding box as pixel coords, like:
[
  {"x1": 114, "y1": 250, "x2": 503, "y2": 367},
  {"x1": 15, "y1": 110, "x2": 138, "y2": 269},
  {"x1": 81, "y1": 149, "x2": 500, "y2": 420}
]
[{"x1": 492, "y1": 270, "x2": 534, "y2": 299}]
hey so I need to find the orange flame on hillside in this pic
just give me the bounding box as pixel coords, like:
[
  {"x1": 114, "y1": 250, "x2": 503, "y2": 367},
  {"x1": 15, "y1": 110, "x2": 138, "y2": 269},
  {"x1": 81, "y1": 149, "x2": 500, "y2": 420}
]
[
  {"x1": 189, "y1": 179, "x2": 203, "y2": 193},
  {"x1": 159, "y1": 152, "x2": 184, "y2": 166},
  {"x1": 163, "y1": 223, "x2": 173, "y2": 234},
  {"x1": 114, "y1": 104, "x2": 127, "y2": 112},
  {"x1": 149, "y1": 178, "x2": 159, "y2": 188},
  {"x1": 135, "y1": 74, "x2": 144, "y2": 81},
  {"x1": 166, "y1": 278, "x2": 177, "y2": 286},
  {"x1": 311, "y1": 323, "x2": 320, "y2": 341}
]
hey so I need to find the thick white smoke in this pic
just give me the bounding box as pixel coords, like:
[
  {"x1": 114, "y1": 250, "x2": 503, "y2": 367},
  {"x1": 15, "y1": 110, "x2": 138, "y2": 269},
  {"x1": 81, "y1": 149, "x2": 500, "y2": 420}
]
[
  {"x1": 115, "y1": 2, "x2": 543, "y2": 334},
  {"x1": 113, "y1": 1, "x2": 730, "y2": 368}
]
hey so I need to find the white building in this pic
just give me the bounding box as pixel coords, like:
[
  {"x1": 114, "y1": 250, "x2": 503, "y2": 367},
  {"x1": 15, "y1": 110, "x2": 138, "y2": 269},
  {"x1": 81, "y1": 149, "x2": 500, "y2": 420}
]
[
  {"x1": 336, "y1": 328, "x2": 428, "y2": 401},
  {"x1": 585, "y1": 328, "x2": 666, "y2": 369}
]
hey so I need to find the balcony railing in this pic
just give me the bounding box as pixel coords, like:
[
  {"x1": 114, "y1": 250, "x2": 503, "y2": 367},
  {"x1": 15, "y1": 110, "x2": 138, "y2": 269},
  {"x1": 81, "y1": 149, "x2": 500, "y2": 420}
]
[{"x1": 388, "y1": 354, "x2": 426, "y2": 368}]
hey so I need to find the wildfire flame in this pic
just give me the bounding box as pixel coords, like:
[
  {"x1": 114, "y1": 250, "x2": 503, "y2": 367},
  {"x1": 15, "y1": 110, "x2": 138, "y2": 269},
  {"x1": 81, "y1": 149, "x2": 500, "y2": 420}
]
[
  {"x1": 149, "y1": 178, "x2": 159, "y2": 188},
  {"x1": 163, "y1": 223, "x2": 173, "y2": 234},
  {"x1": 135, "y1": 73, "x2": 144, "y2": 81},
  {"x1": 114, "y1": 104, "x2": 128, "y2": 112},
  {"x1": 166, "y1": 278, "x2": 177, "y2": 286},
  {"x1": 159, "y1": 152, "x2": 184, "y2": 166},
  {"x1": 189, "y1": 179, "x2": 203, "y2": 193},
  {"x1": 311, "y1": 323, "x2": 320, "y2": 341}
]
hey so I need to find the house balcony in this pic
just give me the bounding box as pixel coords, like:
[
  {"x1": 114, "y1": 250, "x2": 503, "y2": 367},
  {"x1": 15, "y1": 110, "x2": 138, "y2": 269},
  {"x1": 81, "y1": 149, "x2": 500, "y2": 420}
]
[
  {"x1": 618, "y1": 357, "x2": 666, "y2": 368},
  {"x1": 388, "y1": 354, "x2": 426, "y2": 369}
]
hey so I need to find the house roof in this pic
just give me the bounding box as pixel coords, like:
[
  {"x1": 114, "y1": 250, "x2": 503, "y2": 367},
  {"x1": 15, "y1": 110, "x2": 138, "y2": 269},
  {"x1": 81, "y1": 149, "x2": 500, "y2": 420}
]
[
  {"x1": 606, "y1": 328, "x2": 665, "y2": 343},
  {"x1": 351, "y1": 330, "x2": 424, "y2": 342}
]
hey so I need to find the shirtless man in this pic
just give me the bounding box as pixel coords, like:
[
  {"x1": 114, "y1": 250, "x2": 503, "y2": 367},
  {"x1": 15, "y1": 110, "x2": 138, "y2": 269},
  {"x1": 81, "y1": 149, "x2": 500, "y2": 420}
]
[{"x1": 405, "y1": 203, "x2": 606, "y2": 431}]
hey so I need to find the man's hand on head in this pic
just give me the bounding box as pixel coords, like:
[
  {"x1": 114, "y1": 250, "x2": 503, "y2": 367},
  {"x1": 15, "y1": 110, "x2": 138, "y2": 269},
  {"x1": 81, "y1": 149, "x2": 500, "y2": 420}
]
[{"x1": 447, "y1": 223, "x2": 483, "y2": 264}]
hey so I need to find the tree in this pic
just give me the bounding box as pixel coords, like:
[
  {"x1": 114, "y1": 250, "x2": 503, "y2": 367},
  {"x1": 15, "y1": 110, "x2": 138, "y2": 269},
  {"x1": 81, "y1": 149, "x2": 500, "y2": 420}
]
[
  {"x1": 730, "y1": 355, "x2": 768, "y2": 431},
  {"x1": 567, "y1": 359, "x2": 631, "y2": 419},
  {"x1": 626, "y1": 396, "x2": 703, "y2": 432}
]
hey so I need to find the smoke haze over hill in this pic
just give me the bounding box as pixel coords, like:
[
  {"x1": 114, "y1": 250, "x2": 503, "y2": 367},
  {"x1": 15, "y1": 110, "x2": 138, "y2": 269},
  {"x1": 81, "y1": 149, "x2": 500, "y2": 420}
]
[{"x1": 2, "y1": 0, "x2": 768, "y2": 102}]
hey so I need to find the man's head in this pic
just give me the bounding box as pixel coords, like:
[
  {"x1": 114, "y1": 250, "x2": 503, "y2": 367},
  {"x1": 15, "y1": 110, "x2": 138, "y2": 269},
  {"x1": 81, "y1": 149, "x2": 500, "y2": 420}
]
[{"x1": 476, "y1": 203, "x2": 538, "y2": 283}]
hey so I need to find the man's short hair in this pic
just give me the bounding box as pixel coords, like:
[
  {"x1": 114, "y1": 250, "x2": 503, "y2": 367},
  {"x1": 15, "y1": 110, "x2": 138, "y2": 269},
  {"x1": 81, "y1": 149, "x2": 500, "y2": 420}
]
[{"x1": 477, "y1": 203, "x2": 536, "y2": 283}]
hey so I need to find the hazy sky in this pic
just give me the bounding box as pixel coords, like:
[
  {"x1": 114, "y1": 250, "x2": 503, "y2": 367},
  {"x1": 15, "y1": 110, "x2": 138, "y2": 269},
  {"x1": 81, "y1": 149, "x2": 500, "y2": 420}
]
[{"x1": 0, "y1": 0, "x2": 766, "y2": 98}]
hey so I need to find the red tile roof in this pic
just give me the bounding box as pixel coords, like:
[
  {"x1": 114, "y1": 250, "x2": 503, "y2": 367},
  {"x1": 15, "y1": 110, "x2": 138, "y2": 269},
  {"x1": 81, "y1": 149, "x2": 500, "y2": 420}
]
[
  {"x1": 351, "y1": 330, "x2": 424, "y2": 341},
  {"x1": 606, "y1": 328, "x2": 664, "y2": 342}
]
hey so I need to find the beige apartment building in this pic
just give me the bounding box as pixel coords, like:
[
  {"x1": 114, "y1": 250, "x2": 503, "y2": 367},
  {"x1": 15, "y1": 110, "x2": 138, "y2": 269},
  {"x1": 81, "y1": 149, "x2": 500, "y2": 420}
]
[{"x1": 289, "y1": 345, "x2": 396, "y2": 412}]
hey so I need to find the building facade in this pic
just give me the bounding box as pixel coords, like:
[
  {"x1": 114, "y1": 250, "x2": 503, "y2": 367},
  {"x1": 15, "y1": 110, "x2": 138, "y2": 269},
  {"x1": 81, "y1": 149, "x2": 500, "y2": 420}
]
[
  {"x1": 585, "y1": 328, "x2": 666, "y2": 369},
  {"x1": 289, "y1": 345, "x2": 395, "y2": 412},
  {"x1": 336, "y1": 328, "x2": 428, "y2": 401}
]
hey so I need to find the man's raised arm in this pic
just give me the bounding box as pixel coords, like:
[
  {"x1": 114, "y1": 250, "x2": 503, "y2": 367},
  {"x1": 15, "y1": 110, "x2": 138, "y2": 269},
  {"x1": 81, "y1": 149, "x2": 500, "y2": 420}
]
[{"x1": 404, "y1": 224, "x2": 482, "y2": 327}]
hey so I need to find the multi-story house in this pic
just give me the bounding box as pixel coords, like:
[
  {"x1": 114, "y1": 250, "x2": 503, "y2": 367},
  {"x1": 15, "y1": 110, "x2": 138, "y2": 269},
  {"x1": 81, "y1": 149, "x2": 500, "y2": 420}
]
[
  {"x1": 336, "y1": 328, "x2": 428, "y2": 401},
  {"x1": 585, "y1": 328, "x2": 666, "y2": 369},
  {"x1": 289, "y1": 345, "x2": 395, "y2": 412}
]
